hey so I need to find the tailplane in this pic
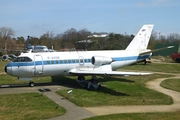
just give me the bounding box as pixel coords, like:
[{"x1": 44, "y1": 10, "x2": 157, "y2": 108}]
[{"x1": 125, "y1": 24, "x2": 154, "y2": 50}]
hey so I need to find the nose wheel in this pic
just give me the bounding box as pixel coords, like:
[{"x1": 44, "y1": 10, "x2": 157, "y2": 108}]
[{"x1": 29, "y1": 81, "x2": 35, "y2": 87}]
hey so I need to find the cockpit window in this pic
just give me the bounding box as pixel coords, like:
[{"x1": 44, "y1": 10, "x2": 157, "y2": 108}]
[{"x1": 13, "y1": 57, "x2": 33, "y2": 62}]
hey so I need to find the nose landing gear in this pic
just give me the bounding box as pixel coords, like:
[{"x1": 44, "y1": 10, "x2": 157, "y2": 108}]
[{"x1": 29, "y1": 81, "x2": 35, "y2": 87}]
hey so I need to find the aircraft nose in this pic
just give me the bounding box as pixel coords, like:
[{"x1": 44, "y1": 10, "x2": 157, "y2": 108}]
[{"x1": 4, "y1": 64, "x2": 12, "y2": 75}]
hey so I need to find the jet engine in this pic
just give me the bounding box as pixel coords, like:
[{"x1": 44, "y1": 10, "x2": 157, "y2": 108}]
[
  {"x1": 91, "y1": 56, "x2": 113, "y2": 66},
  {"x1": 1, "y1": 55, "x2": 9, "y2": 61}
]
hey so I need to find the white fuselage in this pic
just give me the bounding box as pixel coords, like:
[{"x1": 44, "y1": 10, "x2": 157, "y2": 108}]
[{"x1": 5, "y1": 50, "x2": 150, "y2": 79}]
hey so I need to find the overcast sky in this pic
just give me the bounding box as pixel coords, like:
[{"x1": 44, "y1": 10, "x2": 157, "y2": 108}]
[{"x1": 1, "y1": 0, "x2": 180, "y2": 38}]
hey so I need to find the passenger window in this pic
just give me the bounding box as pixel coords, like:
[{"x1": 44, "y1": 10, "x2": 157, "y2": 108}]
[
  {"x1": 47, "y1": 61, "x2": 50, "y2": 64},
  {"x1": 76, "y1": 59, "x2": 79, "y2": 63},
  {"x1": 68, "y1": 60, "x2": 71, "y2": 63}
]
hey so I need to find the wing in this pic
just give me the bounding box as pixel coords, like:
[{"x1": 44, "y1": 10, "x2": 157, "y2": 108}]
[{"x1": 68, "y1": 65, "x2": 152, "y2": 76}]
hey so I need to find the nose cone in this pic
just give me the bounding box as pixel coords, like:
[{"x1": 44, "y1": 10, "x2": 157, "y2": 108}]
[{"x1": 4, "y1": 63, "x2": 12, "y2": 75}]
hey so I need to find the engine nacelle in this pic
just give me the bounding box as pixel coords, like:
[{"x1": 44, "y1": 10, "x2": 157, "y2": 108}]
[
  {"x1": 91, "y1": 56, "x2": 113, "y2": 66},
  {"x1": 2, "y1": 55, "x2": 9, "y2": 61}
]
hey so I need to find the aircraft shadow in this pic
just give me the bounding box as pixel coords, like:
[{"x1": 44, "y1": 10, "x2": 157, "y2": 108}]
[
  {"x1": 51, "y1": 76, "x2": 129, "y2": 96},
  {"x1": 98, "y1": 76, "x2": 135, "y2": 83},
  {"x1": 0, "y1": 76, "x2": 130, "y2": 96}
]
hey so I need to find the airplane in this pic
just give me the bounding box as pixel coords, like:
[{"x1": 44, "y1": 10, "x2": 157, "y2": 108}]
[{"x1": 4, "y1": 24, "x2": 173, "y2": 88}]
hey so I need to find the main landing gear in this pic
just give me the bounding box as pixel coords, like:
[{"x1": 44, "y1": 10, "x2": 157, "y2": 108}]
[
  {"x1": 29, "y1": 81, "x2": 35, "y2": 87},
  {"x1": 77, "y1": 76, "x2": 101, "y2": 90}
]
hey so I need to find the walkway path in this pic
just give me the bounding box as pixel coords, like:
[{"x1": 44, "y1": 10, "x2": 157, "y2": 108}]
[{"x1": 45, "y1": 92, "x2": 94, "y2": 120}]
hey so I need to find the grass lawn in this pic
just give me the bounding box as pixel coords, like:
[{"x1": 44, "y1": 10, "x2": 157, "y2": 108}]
[
  {"x1": 121, "y1": 62, "x2": 180, "y2": 73},
  {"x1": 0, "y1": 93, "x2": 66, "y2": 120},
  {"x1": 56, "y1": 74, "x2": 173, "y2": 107},
  {"x1": 0, "y1": 61, "x2": 8, "y2": 73},
  {"x1": 161, "y1": 78, "x2": 180, "y2": 92},
  {"x1": 0, "y1": 74, "x2": 52, "y2": 85}
]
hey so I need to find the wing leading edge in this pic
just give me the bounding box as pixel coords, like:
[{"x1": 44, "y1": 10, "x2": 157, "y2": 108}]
[{"x1": 69, "y1": 68, "x2": 152, "y2": 76}]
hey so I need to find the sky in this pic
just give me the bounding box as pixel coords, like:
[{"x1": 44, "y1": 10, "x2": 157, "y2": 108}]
[{"x1": 1, "y1": 0, "x2": 180, "y2": 38}]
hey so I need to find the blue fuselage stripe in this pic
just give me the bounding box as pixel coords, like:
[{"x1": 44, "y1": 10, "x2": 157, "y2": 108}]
[{"x1": 7, "y1": 55, "x2": 150, "y2": 67}]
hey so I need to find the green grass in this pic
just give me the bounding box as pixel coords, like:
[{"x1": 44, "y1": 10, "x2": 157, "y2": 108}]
[
  {"x1": 56, "y1": 74, "x2": 173, "y2": 107},
  {"x1": 0, "y1": 61, "x2": 8, "y2": 73},
  {"x1": 0, "y1": 74, "x2": 52, "y2": 85},
  {"x1": 121, "y1": 62, "x2": 180, "y2": 73},
  {"x1": 161, "y1": 78, "x2": 180, "y2": 92},
  {"x1": 0, "y1": 93, "x2": 66, "y2": 120},
  {"x1": 83, "y1": 112, "x2": 180, "y2": 120}
]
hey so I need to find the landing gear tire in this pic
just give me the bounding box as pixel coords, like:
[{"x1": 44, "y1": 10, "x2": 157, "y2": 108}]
[
  {"x1": 29, "y1": 82, "x2": 35, "y2": 87},
  {"x1": 78, "y1": 76, "x2": 85, "y2": 81}
]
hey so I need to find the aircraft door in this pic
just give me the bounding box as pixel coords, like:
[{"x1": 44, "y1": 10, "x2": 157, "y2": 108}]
[
  {"x1": 34, "y1": 54, "x2": 43, "y2": 75},
  {"x1": 79, "y1": 56, "x2": 84, "y2": 66}
]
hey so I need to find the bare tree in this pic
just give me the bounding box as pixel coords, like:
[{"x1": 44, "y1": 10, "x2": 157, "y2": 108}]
[
  {"x1": 0, "y1": 27, "x2": 15, "y2": 53},
  {"x1": 40, "y1": 31, "x2": 55, "y2": 49}
]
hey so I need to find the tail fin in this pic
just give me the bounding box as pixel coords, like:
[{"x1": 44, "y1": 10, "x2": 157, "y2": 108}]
[{"x1": 125, "y1": 24, "x2": 154, "y2": 50}]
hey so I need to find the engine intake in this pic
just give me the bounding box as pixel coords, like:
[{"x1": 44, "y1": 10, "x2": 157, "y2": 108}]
[
  {"x1": 92, "y1": 56, "x2": 113, "y2": 66},
  {"x1": 2, "y1": 55, "x2": 9, "y2": 61}
]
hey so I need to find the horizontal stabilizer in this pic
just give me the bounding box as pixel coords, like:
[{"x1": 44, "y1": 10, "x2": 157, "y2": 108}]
[{"x1": 139, "y1": 46, "x2": 174, "y2": 56}]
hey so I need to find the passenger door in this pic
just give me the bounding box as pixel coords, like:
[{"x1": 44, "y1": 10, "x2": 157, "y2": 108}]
[
  {"x1": 34, "y1": 54, "x2": 43, "y2": 75},
  {"x1": 79, "y1": 56, "x2": 84, "y2": 66}
]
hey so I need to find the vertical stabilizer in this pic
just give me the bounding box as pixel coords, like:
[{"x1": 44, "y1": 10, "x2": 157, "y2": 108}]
[{"x1": 125, "y1": 24, "x2": 154, "y2": 50}]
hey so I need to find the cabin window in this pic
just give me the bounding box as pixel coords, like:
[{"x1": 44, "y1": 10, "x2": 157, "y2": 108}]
[
  {"x1": 47, "y1": 61, "x2": 50, "y2": 64},
  {"x1": 88, "y1": 59, "x2": 91, "y2": 62},
  {"x1": 68, "y1": 60, "x2": 71, "y2": 63},
  {"x1": 72, "y1": 59, "x2": 75, "y2": 63},
  {"x1": 56, "y1": 60, "x2": 58, "y2": 64},
  {"x1": 52, "y1": 60, "x2": 54, "y2": 64},
  {"x1": 76, "y1": 59, "x2": 79, "y2": 63},
  {"x1": 64, "y1": 60, "x2": 67, "y2": 63},
  {"x1": 60, "y1": 60, "x2": 63, "y2": 63}
]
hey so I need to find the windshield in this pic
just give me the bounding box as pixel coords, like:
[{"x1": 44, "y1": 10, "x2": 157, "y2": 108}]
[{"x1": 13, "y1": 57, "x2": 33, "y2": 62}]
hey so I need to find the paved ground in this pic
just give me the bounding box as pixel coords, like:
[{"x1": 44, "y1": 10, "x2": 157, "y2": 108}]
[{"x1": 1, "y1": 73, "x2": 180, "y2": 119}]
